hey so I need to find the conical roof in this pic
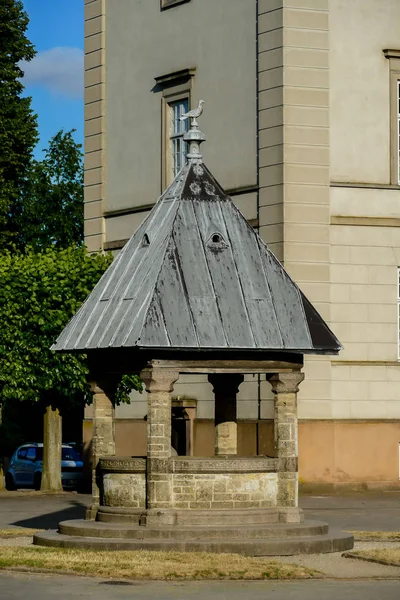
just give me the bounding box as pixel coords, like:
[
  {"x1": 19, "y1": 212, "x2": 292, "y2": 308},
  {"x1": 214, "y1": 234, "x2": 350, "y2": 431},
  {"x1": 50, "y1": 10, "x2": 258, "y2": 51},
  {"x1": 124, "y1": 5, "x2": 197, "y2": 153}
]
[{"x1": 53, "y1": 160, "x2": 340, "y2": 355}]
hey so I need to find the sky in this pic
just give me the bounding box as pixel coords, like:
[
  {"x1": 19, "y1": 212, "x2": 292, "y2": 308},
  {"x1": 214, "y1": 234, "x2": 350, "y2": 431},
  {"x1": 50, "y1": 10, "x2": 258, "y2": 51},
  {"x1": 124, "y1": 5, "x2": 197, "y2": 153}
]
[{"x1": 21, "y1": 0, "x2": 84, "y2": 158}]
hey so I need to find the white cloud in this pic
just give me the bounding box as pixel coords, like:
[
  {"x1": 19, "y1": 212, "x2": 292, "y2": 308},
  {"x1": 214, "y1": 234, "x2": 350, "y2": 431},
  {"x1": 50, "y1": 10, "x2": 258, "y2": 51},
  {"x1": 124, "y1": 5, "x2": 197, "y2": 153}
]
[{"x1": 21, "y1": 47, "x2": 84, "y2": 99}]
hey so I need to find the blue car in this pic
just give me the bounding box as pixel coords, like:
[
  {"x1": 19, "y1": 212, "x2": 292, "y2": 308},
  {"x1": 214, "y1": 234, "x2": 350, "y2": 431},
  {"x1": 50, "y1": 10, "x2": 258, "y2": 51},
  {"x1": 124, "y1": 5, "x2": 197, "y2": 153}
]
[{"x1": 6, "y1": 443, "x2": 84, "y2": 491}]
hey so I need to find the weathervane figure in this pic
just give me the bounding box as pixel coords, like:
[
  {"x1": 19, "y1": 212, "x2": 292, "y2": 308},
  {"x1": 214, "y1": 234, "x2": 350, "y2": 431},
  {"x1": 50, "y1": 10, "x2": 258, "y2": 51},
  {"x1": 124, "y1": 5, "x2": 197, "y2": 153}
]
[
  {"x1": 180, "y1": 100, "x2": 205, "y2": 127},
  {"x1": 182, "y1": 100, "x2": 206, "y2": 165}
]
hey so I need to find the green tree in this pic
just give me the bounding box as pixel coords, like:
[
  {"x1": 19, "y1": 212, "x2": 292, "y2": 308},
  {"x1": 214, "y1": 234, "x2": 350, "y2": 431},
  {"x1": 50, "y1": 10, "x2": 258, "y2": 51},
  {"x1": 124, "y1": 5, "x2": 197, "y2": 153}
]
[
  {"x1": 16, "y1": 130, "x2": 84, "y2": 251},
  {"x1": 0, "y1": 246, "x2": 142, "y2": 491},
  {"x1": 0, "y1": 246, "x2": 143, "y2": 490},
  {"x1": 0, "y1": 0, "x2": 38, "y2": 247}
]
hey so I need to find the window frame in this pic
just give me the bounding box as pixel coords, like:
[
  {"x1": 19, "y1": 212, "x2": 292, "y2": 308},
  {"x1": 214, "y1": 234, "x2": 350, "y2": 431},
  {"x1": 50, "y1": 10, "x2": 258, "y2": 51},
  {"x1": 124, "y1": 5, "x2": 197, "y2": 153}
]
[
  {"x1": 165, "y1": 97, "x2": 189, "y2": 184},
  {"x1": 384, "y1": 50, "x2": 400, "y2": 186},
  {"x1": 390, "y1": 72, "x2": 400, "y2": 185},
  {"x1": 161, "y1": 87, "x2": 192, "y2": 190},
  {"x1": 155, "y1": 68, "x2": 195, "y2": 191}
]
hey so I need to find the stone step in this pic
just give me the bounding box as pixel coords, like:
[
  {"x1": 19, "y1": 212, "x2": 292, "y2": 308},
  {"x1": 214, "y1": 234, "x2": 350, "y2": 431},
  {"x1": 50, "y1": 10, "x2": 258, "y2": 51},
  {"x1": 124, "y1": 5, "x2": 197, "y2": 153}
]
[
  {"x1": 33, "y1": 529, "x2": 354, "y2": 555},
  {"x1": 97, "y1": 506, "x2": 281, "y2": 526},
  {"x1": 58, "y1": 519, "x2": 328, "y2": 541}
]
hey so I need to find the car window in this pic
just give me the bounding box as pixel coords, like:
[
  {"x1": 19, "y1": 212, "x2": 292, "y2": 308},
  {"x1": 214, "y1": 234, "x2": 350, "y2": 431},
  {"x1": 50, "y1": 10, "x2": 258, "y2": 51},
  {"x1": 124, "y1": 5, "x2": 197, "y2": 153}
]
[
  {"x1": 26, "y1": 447, "x2": 36, "y2": 460},
  {"x1": 17, "y1": 448, "x2": 28, "y2": 459},
  {"x1": 62, "y1": 447, "x2": 81, "y2": 461}
]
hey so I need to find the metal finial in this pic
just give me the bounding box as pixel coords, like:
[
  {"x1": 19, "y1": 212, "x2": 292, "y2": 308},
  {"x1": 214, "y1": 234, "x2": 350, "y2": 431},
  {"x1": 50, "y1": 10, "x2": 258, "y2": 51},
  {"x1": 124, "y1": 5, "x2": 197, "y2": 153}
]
[{"x1": 181, "y1": 100, "x2": 206, "y2": 164}]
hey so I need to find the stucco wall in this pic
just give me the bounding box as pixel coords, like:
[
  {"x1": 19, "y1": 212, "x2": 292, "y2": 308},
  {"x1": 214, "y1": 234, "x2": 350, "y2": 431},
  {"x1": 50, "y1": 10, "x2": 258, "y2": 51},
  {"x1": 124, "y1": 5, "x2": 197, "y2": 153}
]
[
  {"x1": 330, "y1": 0, "x2": 400, "y2": 183},
  {"x1": 299, "y1": 421, "x2": 400, "y2": 487},
  {"x1": 105, "y1": 0, "x2": 257, "y2": 214}
]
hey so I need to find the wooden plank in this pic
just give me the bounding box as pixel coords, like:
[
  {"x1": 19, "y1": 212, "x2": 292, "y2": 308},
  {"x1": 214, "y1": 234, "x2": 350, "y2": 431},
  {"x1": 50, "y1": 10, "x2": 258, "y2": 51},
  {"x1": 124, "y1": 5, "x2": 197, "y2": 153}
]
[
  {"x1": 193, "y1": 200, "x2": 254, "y2": 348},
  {"x1": 155, "y1": 239, "x2": 199, "y2": 347},
  {"x1": 138, "y1": 294, "x2": 170, "y2": 347},
  {"x1": 222, "y1": 201, "x2": 283, "y2": 348},
  {"x1": 171, "y1": 203, "x2": 227, "y2": 347},
  {"x1": 259, "y1": 243, "x2": 312, "y2": 350},
  {"x1": 89, "y1": 200, "x2": 178, "y2": 348}
]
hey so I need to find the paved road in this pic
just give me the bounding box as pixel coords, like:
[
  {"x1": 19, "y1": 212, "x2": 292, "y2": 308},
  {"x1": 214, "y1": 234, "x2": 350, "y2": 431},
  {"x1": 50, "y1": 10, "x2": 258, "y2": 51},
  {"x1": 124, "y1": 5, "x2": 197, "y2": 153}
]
[
  {"x1": 1, "y1": 491, "x2": 400, "y2": 531},
  {"x1": 300, "y1": 492, "x2": 400, "y2": 531},
  {"x1": 0, "y1": 492, "x2": 91, "y2": 530},
  {"x1": 1, "y1": 572, "x2": 400, "y2": 600}
]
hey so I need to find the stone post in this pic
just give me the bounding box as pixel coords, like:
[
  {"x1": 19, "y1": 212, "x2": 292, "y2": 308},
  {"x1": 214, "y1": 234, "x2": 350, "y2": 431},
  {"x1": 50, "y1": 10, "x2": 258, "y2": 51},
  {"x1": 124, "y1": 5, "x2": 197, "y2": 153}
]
[
  {"x1": 41, "y1": 406, "x2": 62, "y2": 492},
  {"x1": 268, "y1": 371, "x2": 304, "y2": 522},
  {"x1": 208, "y1": 374, "x2": 244, "y2": 456},
  {"x1": 87, "y1": 378, "x2": 119, "y2": 518},
  {"x1": 141, "y1": 368, "x2": 179, "y2": 513}
]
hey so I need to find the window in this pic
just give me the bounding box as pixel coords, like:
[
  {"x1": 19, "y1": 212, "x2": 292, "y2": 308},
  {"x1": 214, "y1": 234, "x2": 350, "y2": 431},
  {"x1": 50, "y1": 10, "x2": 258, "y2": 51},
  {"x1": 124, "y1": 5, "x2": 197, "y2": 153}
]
[
  {"x1": 167, "y1": 99, "x2": 189, "y2": 182},
  {"x1": 26, "y1": 447, "x2": 36, "y2": 461},
  {"x1": 17, "y1": 448, "x2": 27, "y2": 459},
  {"x1": 155, "y1": 68, "x2": 195, "y2": 189},
  {"x1": 383, "y1": 50, "x2": 400, "y2": 185}
]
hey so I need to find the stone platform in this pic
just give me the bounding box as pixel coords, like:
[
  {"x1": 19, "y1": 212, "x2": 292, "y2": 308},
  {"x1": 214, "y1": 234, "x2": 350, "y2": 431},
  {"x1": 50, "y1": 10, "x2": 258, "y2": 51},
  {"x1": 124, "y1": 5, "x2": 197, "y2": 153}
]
[{"x1": 33, "y1": 514, "x2": 353, "y2": 555}]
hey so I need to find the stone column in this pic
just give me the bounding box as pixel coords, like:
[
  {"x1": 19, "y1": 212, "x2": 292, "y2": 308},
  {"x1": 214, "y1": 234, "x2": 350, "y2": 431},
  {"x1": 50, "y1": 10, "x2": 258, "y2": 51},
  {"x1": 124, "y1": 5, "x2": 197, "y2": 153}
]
[
  {"x1": 268, "y1": 371, "x2": 304, "y2": 522},
  {"x1": 141, "y1": 368, "x2": 179, "y2": 513},
  {"x1": 87, "y1": 378, "x2": 119, "y2": 518},
  {"x1": 208, "y1": 374, "x2": 244, "y2": 456}
]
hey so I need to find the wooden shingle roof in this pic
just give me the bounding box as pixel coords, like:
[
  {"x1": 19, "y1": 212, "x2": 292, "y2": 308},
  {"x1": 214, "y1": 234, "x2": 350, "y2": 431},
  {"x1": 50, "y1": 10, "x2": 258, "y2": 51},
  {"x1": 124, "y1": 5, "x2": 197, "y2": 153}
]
[{"x1": 53, "y1": 162, "x2": 341, "y2": 355}]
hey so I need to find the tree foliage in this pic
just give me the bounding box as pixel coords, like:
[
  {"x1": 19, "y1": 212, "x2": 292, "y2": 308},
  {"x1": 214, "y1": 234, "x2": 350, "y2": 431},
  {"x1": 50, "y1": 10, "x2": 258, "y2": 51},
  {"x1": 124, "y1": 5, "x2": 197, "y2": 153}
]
[
  {"x1": 0, "y1": 247, "x2": 112, "y2": 413},
  {"x1": 0, "y1": 0, "x2": 38, "y2": 247},
  {"x1": 15, "y1": 130, "x2": 84, "y2": 251},
  {"x1": 0, "y1": 246, "x2": 143, "y2": 415}
]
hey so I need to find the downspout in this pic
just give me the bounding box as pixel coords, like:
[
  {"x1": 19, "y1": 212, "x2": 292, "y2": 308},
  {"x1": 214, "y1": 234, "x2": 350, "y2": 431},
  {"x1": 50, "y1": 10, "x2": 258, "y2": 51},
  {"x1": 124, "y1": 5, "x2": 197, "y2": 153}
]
[{"x1": 255, "y1": 0, "x2": 261, "y2": 456}]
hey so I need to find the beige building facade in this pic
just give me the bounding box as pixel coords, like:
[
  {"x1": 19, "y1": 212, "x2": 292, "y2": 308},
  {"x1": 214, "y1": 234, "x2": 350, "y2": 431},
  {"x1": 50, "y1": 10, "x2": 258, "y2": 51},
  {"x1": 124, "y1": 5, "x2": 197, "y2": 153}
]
[{"x1": 83, "y1": 0, "x2": 400, "y2": 489}]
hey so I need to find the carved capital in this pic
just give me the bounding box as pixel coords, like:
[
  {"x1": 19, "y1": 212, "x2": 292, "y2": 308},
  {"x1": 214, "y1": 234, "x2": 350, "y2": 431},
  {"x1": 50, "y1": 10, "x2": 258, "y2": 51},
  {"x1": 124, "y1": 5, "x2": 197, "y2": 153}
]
[
  {"x1": 141, "y1": 368, "x2": 179, "y2": 394},
  {"x1": 208, "y1": 373, "x2": 244, "y2": 396},
  {"x1": 88, "y1": 375, "x2": 122, "y2": 400},
  {"x1": 267, "y1": 371, "x2": 304, "y2": 395}
]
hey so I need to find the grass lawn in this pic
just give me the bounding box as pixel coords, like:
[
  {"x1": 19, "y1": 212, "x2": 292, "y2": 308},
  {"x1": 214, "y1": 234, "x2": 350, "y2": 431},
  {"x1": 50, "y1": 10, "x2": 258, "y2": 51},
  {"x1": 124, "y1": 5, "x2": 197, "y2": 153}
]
[
  {"x1": 0, "y1": 546, "x2": 318, "y2": 580},
  {"x1": 347, "y1": 531, "x2": 400, "y2": 542},
  {"x1": 346, "y1": 547, "x2": 400, "y2": 567},
  {"x1": 0, "y1": 529, "x2": 40, "y2": 538}
]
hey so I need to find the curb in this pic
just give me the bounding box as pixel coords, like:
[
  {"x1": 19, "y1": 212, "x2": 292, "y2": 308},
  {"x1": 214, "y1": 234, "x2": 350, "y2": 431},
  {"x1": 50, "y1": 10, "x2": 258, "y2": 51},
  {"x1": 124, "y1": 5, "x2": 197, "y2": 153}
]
[
  {"x1": 0, "y1": 565, "x2": 316, "y2": 581},
  {"x1": 343, "y1": 552, "x2": 400, "y2": 568},
  {"x1": 0, "y1": 491, "x2": 79, "y2": 498}
]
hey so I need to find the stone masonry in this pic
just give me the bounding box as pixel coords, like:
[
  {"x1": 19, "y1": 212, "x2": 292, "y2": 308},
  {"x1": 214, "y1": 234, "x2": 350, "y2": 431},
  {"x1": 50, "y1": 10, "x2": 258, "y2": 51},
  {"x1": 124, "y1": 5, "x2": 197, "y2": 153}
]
[
  {"x1": 268, "y1": 371, "x2": 305, "y2": 513},
  {"x1": 171, "y1": 472, "x2": 277, "y2": 510},
  {"x1": 141, "y1": 368, "x2": 179, "y2": 510}
]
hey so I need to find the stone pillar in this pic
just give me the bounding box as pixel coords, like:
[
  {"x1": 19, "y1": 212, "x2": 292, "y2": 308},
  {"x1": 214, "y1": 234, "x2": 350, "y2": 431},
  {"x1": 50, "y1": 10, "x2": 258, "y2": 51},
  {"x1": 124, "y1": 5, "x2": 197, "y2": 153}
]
[
  {"x1": 141, "y1": 368, "x2": 179, "y2": 512},
  {"x1": 87, "y1": 378, "x2": 119, "y2": 518},
  {"x1": 268, "y1": 371, "x2": 304, "y2": 522},
  {"x1": 208, "y1": 374, "x2": 244, "y2": 456},
  {"x1": 41, "y1": 406, "x2": 62, "y2": 492}
]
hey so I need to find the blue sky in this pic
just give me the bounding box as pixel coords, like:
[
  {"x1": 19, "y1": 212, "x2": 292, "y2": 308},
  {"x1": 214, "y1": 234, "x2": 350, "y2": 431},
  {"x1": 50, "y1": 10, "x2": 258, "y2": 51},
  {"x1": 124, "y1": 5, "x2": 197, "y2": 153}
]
[{"x1": 21, "y1": 0, "x2": 83, "y2": 158}]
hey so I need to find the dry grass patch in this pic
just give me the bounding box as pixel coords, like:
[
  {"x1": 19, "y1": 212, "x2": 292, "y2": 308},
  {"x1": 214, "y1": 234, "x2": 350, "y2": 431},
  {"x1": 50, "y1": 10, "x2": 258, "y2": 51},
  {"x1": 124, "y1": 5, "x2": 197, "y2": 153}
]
[
  {"x1": 0, "y1": 546, "x2": 317, "y2": 580},
  {"x1": 347, "y1": 531, "x2": 400, "y2": 542},
  {"x1": 0, "y1": 529, "x2": 40, "y2": 538},
  {"x1": 346, "y1": 547, "x2": 400, "y2": 567}
]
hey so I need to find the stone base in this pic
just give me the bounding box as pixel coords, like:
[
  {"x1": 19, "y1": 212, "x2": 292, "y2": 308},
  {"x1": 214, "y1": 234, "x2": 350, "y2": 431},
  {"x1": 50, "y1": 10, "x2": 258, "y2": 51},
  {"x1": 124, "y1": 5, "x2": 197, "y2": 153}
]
[
  {"x1": 34, "y1": 519, "x2": 353, "y2": 555},
  {"x1": 93, "y1": 506, "x2": 303, "y2": 526}
]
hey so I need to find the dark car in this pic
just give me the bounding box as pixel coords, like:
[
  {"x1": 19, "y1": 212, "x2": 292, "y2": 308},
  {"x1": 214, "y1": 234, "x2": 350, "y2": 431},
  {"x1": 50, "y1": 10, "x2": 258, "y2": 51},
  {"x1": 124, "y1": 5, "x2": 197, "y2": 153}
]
[{"x1": 6, "y1": 443, "x2": 84, "y2": 491}]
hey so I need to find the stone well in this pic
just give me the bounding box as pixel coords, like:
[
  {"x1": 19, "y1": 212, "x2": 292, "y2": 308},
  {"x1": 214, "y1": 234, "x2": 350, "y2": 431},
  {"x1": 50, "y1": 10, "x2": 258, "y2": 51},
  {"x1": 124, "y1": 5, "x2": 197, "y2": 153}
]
[{"x1": 34, "y1": 110, "x2": 353, "y2": 555}]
